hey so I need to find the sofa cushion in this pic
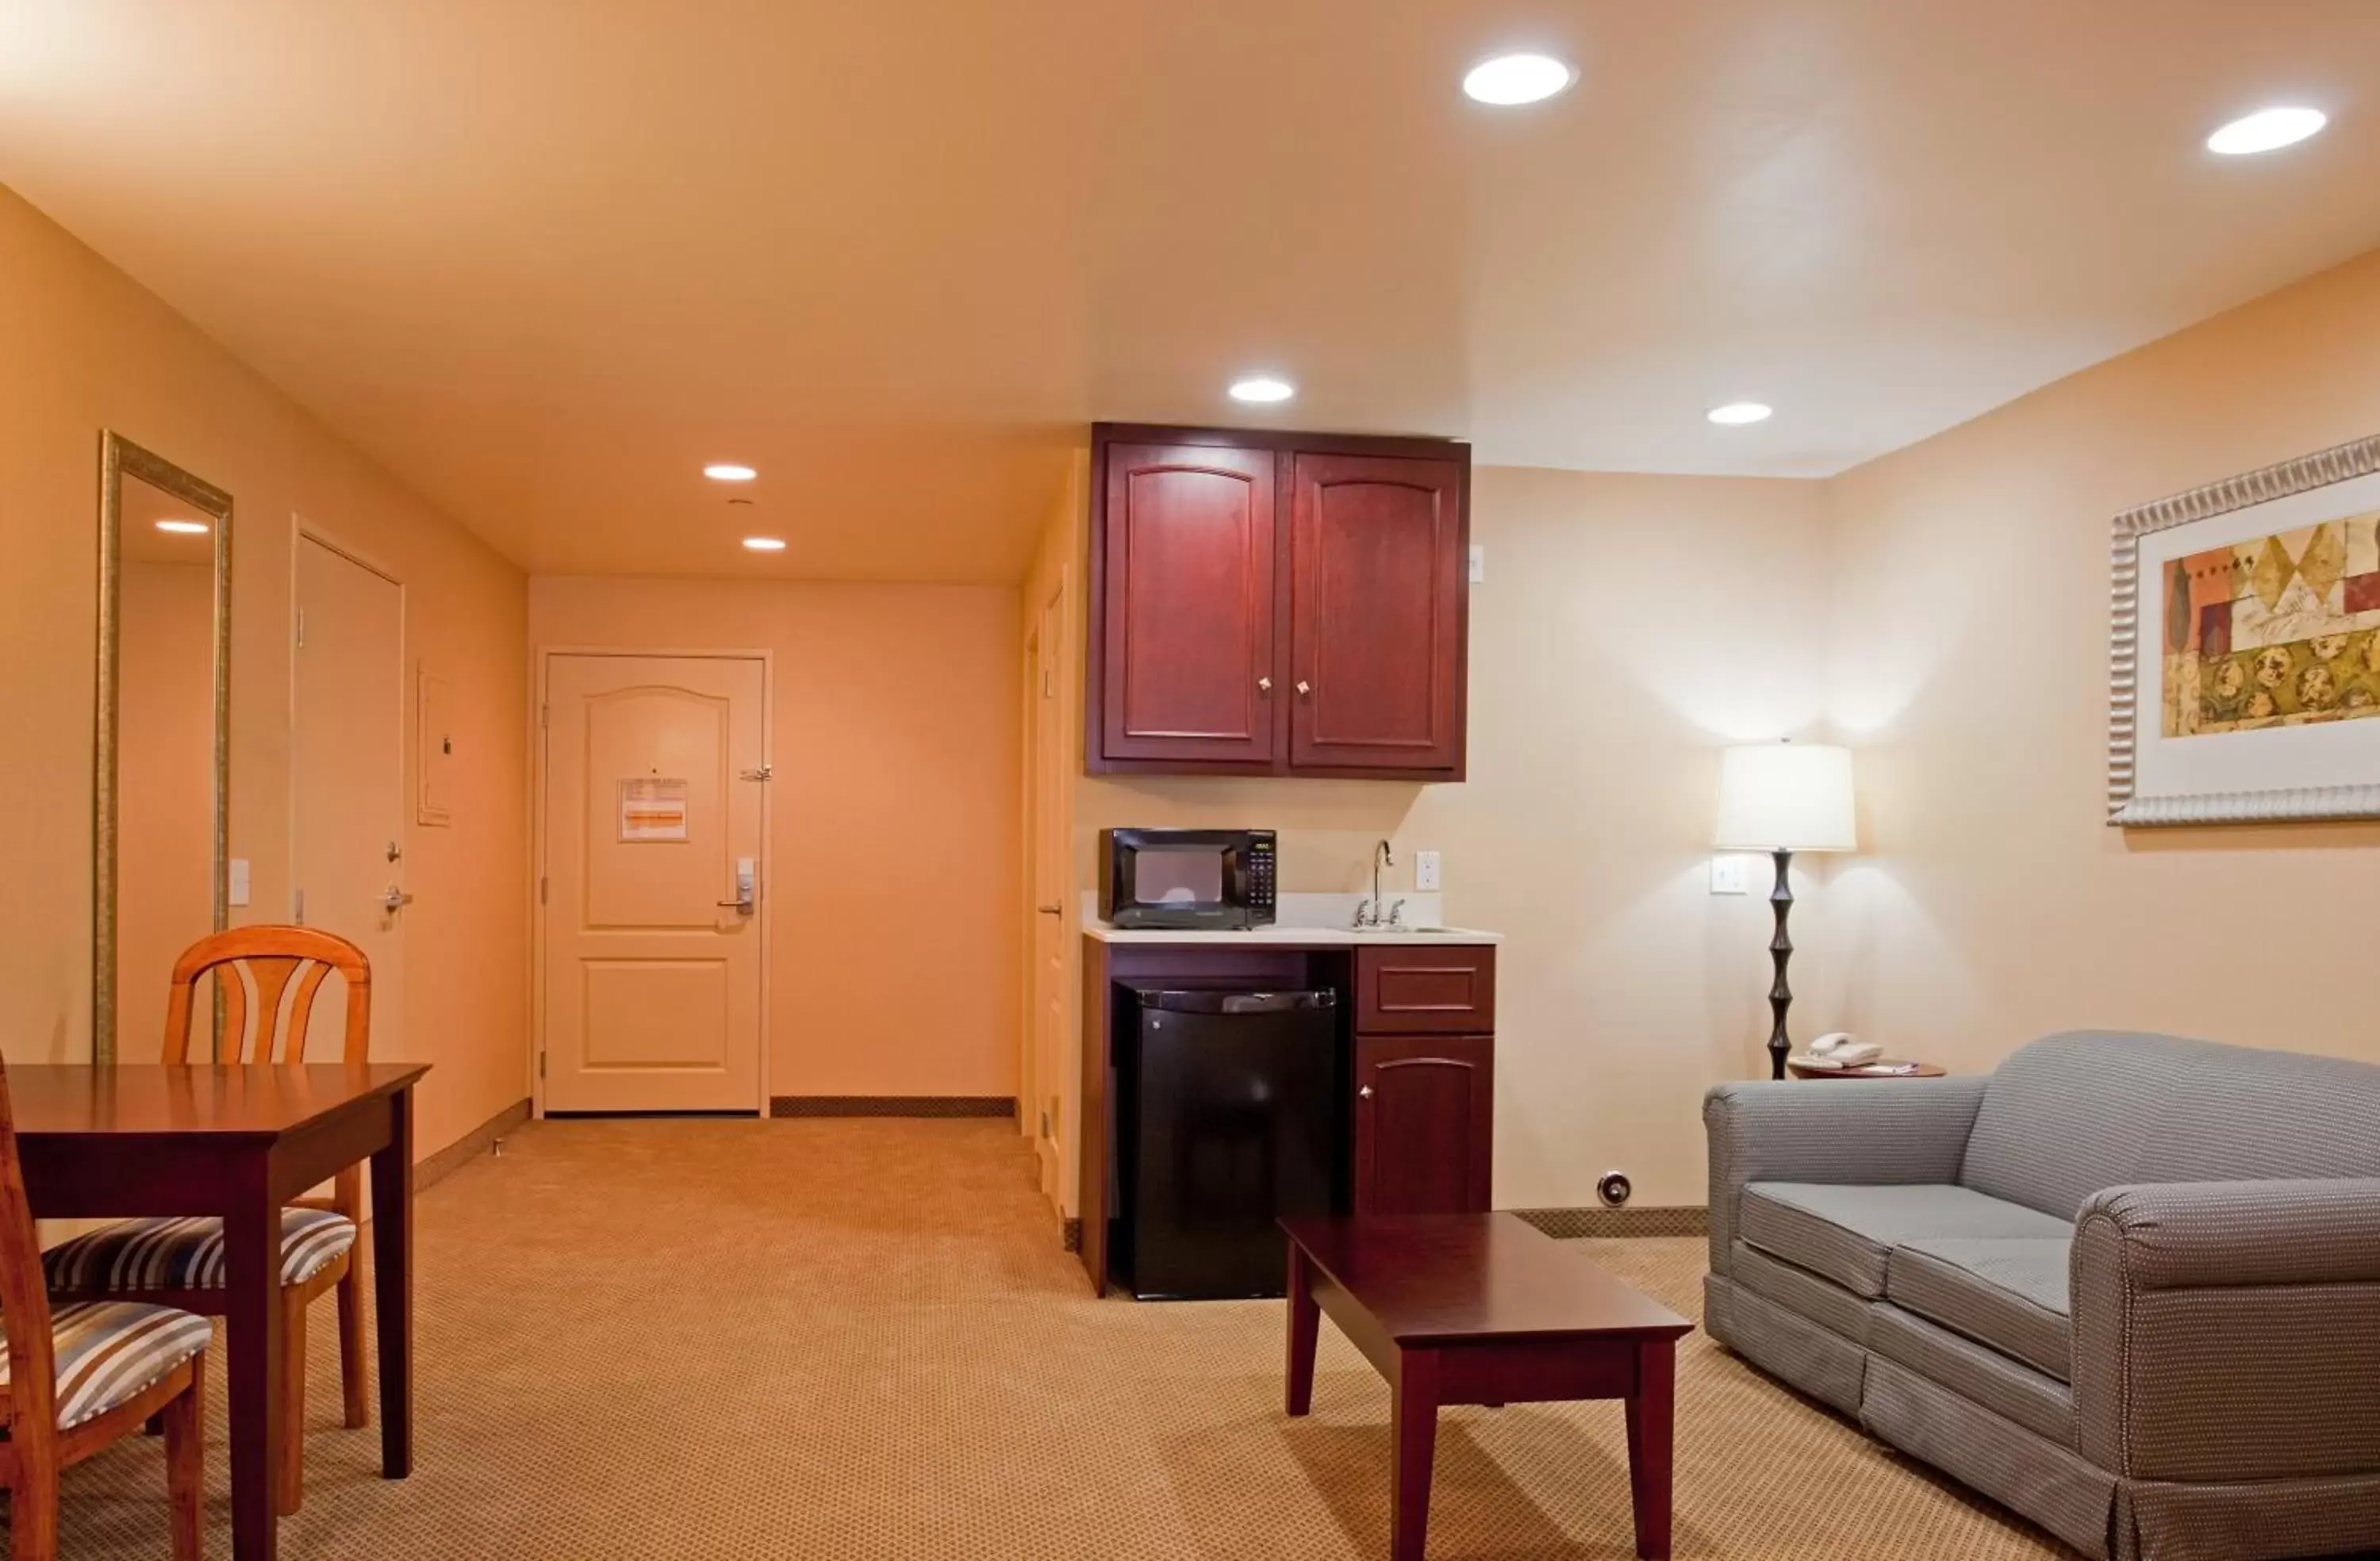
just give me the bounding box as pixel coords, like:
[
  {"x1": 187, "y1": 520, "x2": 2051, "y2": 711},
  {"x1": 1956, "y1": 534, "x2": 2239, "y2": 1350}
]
[
  {"x1": 2133, "y1": 1045, "x2": 2380, "y2": 1186},
  {"x1": 1959, "y1": 1030, "x2": 2211, "y2": 1219},
  {"x1": 1887, "y1": 1237, "x2": 2071, "y2": 1381},
  {"x1": 1739, "y1": 1182, "x2": 2071, "y2": 1298}
]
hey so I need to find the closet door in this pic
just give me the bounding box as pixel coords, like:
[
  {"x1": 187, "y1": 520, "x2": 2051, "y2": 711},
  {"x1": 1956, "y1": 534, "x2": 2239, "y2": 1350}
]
[{"x1": 1288, "y1": 453, "x2": 1464, "y2": 775}]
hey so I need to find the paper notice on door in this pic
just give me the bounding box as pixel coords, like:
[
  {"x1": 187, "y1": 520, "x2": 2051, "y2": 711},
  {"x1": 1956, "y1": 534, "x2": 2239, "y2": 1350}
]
[{"x1": 618, "y1": 778, "x2": 689, "y2": 842}]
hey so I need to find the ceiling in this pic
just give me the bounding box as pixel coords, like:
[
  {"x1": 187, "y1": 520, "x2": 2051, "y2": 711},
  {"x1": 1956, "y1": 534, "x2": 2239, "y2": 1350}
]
[{"x1": 8, "y1": 2, "x2": 2380, "y2": 582}]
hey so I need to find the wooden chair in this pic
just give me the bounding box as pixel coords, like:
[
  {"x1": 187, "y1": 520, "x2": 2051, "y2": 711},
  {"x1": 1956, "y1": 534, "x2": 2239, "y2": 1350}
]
[
  {"x1": 44, "y1": 926, "x2": 372, "y2": 1517},
  {"x1": 0, "y1": 1050, "x2": 207, "y2": 1560}
]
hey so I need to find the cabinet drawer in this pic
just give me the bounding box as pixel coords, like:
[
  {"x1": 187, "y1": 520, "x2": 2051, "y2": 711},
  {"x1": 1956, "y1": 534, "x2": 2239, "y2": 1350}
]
[{"x1": 1354, "y1": 945, "x2": 1495, "y2": 1034}]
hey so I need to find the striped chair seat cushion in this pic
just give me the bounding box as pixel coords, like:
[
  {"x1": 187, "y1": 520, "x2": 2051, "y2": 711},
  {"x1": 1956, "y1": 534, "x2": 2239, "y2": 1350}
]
[
  {"x1": 0, "y1": 1302, "x2": 211, "y2": 1429},
  {"x1": 44, "y1": 1208, "x2": 356, "y2": 1294}
]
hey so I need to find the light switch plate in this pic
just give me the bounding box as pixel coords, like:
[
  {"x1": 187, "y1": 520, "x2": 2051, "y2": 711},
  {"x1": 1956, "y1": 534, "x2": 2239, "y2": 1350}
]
[
  {"x1": 1468, "y1": 545, "x2": 1484, "y2": 583},
  {"x1": 1710, "y1": 854, "x2": 1749, "y2": 895},
  {"x1": 1414, "y1": 850, "x2": 1441, "y2": 892},
  {"x1": 228, "y1": 857, "x2": 251, "y2": 907}
]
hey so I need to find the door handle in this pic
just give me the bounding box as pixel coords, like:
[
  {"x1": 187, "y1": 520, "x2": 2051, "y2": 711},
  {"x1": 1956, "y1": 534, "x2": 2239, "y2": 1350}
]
[
  {"x1": 1257, "y1": 676, "x2": 1273, "y2": 693},
  {"x1": 1036, "y1": 903, "x2": 1063, "y2": 915},
  {"x1": 381, "y1": 886, "x2": 414, "y2": 912},
  {"x1": 1296, "y1": 680, "x2": 1312, "y2": 697},
  {"x1": 1358, "y1": 1085, "x2": 1375, "y2": 1099}
]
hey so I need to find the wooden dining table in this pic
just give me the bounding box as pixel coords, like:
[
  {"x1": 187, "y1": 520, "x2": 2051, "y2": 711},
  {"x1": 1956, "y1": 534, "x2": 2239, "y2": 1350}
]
[{"x1": 12, "y1": 1062, "x2": 427, "y2": 1561}]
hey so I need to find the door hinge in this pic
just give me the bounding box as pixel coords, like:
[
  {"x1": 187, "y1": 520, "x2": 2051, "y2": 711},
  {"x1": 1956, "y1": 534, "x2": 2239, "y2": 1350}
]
[
  {"x1": 292, "y1": 888, "x2": 305, "y2": 925},
  {"x1": 739, "y1": 764, "x2": 774, "y2": 782},
  {"x1": 539, "y1": 704, "x2": 550, "y2": 731},
  {"x1": 539, "y1": 876, "x2": 548, "y2": 904},
  {"x1": 294, "y1": 608, "x2": 305, "y2": 650},
  {"x1": 1041, "y1": 669, "x2": 1054, "y2": 699},
  {"x1": 539, "y1": 1052, "x2": 547, "y2": 1079}
]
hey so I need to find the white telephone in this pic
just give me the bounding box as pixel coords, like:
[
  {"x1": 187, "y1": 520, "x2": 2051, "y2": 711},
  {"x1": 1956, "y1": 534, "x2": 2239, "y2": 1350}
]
[{"x1": 1805, "y1": 1032, "x2": 1884, "y2": 1067}]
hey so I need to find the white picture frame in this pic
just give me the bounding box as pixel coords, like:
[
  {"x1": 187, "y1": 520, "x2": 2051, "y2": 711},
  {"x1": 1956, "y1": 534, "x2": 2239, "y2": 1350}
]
[{"x1": 2109, "y1": 431, "x2": 2380, "y2": 826}]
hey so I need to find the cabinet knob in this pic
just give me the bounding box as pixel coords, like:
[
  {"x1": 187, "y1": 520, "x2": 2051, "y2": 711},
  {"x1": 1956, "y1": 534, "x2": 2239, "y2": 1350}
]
[
  {"x1": 1358, "y1": 1084, "x2": 1374, "y2": 1099},
  {"x1": 1296, "y1": 680, "x2": 1312, "y2": 697},
  {"x1": 1257, "y1": 676, "x2": 1272, "y2": 692}
]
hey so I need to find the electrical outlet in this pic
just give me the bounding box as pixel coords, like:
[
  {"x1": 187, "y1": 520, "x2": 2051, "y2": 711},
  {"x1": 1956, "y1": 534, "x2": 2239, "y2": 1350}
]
[
  {"x1": 1414, "y1": 850, "x2": 1441, "y2": 892},
  {"x1": 1710, "y1": 854, "x2": 1749, "y2": 895},
  {"x1": 228, "y1": 857, "x2": 251, "y2": 907},
  {"x1": 1468, "y1": 544, "x2": 1485, "y2": 583}
]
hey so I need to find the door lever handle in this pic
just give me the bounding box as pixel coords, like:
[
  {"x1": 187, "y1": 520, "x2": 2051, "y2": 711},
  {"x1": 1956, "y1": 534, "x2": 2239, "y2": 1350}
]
[{"x1": 715, "y1": 898, "x2": 754, "y2": 911}]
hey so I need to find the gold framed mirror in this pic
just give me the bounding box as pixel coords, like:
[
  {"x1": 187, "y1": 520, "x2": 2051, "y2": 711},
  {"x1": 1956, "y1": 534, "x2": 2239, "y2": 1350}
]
[{"x1": 95, "y1": 431, "x2": 232, "y2": 1065}]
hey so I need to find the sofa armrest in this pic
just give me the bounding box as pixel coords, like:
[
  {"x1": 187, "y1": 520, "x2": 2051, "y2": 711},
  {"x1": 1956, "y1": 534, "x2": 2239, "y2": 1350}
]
[
  {"x1": 1702, "y1": 1076, "x2": 1987, "y2": 1278},
  {"x1": 2071, "y1": 1179, "x2": 2380, "y2": 1482}
]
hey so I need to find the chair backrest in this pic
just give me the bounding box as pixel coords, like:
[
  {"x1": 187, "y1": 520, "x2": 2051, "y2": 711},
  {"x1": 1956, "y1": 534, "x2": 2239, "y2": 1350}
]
[
  {"x1": 164, "y1": 925, "x2": 371, "y2": 1067},
  {"x1": 0, "y1": 1052, "x2": 62, "y2": 1444}
]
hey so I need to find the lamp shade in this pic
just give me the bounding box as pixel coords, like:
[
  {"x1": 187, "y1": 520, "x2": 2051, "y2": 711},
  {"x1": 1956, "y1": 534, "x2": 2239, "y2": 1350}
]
[{"x1": 1714, "y1": 742, "x2": 1856, "y2": 852}]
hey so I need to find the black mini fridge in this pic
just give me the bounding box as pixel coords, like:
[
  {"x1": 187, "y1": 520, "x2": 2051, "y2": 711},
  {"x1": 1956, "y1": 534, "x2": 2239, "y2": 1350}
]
[{"x1": 1118, "y1": 986, "x2": 1339, "y2": 1300}]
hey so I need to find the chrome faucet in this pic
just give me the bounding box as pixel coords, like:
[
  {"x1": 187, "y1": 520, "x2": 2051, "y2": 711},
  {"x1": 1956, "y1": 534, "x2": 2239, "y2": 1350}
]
[{"x1": 1357, "y1": 839, "x2": 1395, "y2": 927}]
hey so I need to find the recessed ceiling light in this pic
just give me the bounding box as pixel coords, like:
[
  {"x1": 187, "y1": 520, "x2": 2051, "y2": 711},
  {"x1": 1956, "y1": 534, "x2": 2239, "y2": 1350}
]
[
  {"x1": 742, "y1": 536, "x2": 787, "y2": 552},
  {"x1": 1462, "y1": 53, "x2": 1575, "y2": 107},
  {"x1": 1706, "y1": 402, "x2": 1774, "y2": 426},
  {"x1": 1227, "y1": 375, "x2": 1296, "y2": 405},
  {"x1": 2206, "y1": 105, "x2": 2328, "y2": 155},
  {"x1": 154, "y1": 519, "x2": 209, "y2": 535},
  {"x1": 704, "y1": 463, "x2": 758, "y2": 481}
]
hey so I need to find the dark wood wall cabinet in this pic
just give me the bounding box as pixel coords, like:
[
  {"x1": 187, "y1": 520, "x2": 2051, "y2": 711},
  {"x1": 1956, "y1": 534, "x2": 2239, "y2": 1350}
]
[
  {"x1": 1087, "y1": 424, "x2": 1471, "y2": 780},
  {"x1": 1078, "y1": 937, "x2": 1495, "y2": 1295}
]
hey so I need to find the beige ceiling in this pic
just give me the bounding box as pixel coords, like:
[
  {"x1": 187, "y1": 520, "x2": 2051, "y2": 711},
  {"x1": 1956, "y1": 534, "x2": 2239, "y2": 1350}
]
[{"x1": 8, "y1": 2, "x2": 2380, "y2": 583}]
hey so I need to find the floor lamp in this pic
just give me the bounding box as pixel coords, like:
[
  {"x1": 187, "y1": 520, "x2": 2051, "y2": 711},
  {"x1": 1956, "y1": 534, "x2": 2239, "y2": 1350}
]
[{"x1": 1714, "y1": 742, "x2": 1856, "y2": 1080}]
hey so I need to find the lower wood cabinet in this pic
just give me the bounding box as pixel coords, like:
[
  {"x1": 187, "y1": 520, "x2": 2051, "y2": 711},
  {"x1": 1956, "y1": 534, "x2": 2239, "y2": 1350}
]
[{"x1": 1353, "y1": 1033, "x2": 1494, "y2": 1216}]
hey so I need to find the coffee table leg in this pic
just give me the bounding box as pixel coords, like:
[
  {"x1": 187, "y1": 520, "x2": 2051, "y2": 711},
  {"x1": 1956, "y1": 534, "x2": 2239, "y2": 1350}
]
[
  {"x1": 1625, "y1": 1337, "x2": 1676, "y2": 1560},
  {"x1": 1390, "y1": 1348, "x2": 1440, "y2": 1561},
  {"x1": 1285, "y1": 1242, "x2": 1319, "y2": 1417}
]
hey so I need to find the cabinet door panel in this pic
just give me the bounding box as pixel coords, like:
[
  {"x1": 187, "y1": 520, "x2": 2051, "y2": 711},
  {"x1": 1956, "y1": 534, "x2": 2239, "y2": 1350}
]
[
  {"x1": 1353, "y1": 1034, "x2": 1494, "y2": 1215},
  {"x1": 1099, "y1": 444, "x2": 1276, "y2": 764},
  {"x1": 1290, "y1": 453, "x2": 1464, "y2": 773}
]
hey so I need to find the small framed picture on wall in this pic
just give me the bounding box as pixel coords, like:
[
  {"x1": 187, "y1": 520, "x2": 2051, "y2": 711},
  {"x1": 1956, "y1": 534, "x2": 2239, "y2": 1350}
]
[{"x1": 2109, "y1": 431, "x2": 2380, "y2": 826}]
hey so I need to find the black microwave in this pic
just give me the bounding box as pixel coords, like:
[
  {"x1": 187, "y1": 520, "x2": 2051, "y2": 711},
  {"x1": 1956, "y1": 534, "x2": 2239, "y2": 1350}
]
[{"x1": 1099, "y1": 829, "x2": 1277, "y2": 930}]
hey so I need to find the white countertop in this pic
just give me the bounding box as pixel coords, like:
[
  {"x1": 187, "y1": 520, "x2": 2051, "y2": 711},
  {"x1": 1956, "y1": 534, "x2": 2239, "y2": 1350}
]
[
  {"x1": 1084, "y1": 923, "x2": 1501, "y2": 945},
  {"x1": 1081, "y1": 891, "x2": 1499, "y2": 945}
]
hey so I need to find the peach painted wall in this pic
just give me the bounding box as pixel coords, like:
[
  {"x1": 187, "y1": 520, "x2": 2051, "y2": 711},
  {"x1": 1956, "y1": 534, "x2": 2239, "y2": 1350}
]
[
  {"x1": 528, "y1": 577, "x2": 1022, "y2": 1099},
  {"x1": 1051, "y1": 466, "x2": 1833, "y2": 1212},
  {"x1": 0, "y1": 182, "x2": 530, "y2": 1163},
  {"x1": 1816, "y1": 246, "x2": 2380, "y2": 1074}
]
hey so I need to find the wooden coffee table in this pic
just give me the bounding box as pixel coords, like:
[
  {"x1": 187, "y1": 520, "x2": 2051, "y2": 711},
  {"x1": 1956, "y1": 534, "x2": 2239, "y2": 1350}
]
[{"x1": 1281, "y1": 1214, "x2": 1693, "y2": 1560}]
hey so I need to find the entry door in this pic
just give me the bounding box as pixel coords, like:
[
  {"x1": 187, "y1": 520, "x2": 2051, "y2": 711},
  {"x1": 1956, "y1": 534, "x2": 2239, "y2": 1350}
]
[
  {"x1": 542, "y1": 654, "x2": 766, "y2": 1113},
  {"x1": 292, "y1": 534, "x2": 406, "y2": 1060}
]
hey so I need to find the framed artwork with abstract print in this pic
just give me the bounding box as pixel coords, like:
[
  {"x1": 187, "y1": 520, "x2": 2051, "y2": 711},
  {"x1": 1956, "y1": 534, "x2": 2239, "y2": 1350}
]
[{"x1": 2110, "y1": 433, "x2": 2380, "y2": 826}]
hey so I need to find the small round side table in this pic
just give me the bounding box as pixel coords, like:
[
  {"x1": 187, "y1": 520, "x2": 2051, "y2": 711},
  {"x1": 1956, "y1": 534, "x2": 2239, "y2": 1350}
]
[{"x1": 1785, "y1": 1060, "x2": 1947, "y2": 1081}]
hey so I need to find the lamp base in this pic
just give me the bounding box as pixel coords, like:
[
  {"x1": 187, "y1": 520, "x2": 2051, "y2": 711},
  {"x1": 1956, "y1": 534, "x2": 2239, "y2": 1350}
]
[{"x1": 1766, "y1": 847, "x2": 1794, "y2": 1081}]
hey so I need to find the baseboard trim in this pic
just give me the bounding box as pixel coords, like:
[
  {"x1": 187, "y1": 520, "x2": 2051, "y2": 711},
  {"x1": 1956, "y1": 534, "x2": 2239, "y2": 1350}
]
[
  {"x1": 415, "y1": 1097, "x2": 532, "y2": 1194},
  {"x1": 768, "y1": 1095, "x2": 1017, "y2": 1119},
  {"x1": 1514, "y1": 1206, "x2": 1708, "y2": 1239}
]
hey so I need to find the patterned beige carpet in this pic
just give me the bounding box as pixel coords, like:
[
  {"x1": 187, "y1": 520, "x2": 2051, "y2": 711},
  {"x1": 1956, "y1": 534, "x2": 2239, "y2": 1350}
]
[{"x1": 48, "y1": 1118, "x2": 2079, "y2": 1559}]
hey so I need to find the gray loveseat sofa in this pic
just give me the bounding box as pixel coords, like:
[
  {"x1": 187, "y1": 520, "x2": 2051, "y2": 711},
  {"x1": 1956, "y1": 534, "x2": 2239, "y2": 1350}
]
[{"x1": 1703, "y1": 1030, "x2": 2380, "y2": 1561}]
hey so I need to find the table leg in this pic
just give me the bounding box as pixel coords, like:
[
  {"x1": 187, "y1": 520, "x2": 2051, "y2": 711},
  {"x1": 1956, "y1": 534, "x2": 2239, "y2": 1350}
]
[
  {"x1": 369, "y1": 1085, "x2": 415, "y2": 1479},
  {"x1": 1284, "y1": 1241, "x2": 1319, "y2": 1417},
  {"x1": 1625, "y1": 1337, "x2": 1676, "y2": 1560},
  {"x1": 225, "y1": 1161, "x2": 283, "y2": 1561},
  {"x1": 1390, "y1": 1348, "x2": 1439, "y2": 1561}
]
